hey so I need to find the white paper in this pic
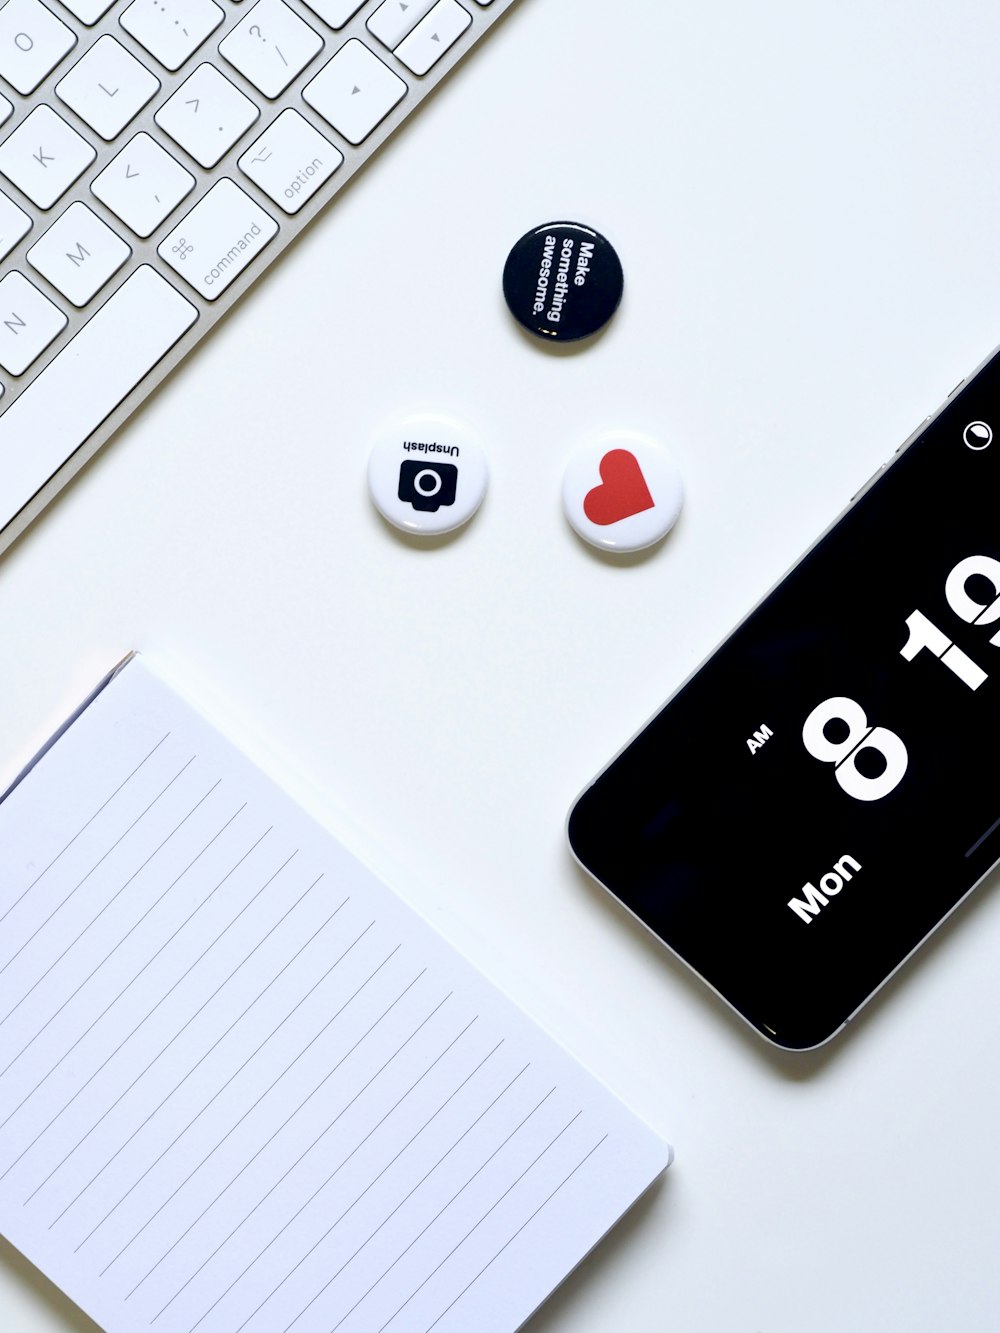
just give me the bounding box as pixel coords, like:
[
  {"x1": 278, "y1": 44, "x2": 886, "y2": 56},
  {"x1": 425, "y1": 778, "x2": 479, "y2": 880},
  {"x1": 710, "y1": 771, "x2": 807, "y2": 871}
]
[{"x1": 0, "y1": 657, "x2": 669, "y2": 1333}]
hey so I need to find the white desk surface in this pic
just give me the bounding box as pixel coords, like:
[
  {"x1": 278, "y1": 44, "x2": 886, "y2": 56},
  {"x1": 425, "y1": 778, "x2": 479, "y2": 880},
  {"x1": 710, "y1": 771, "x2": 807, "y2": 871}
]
[{"x1": 3, "y1": 0, "x2": 1000, "y2": 1328}]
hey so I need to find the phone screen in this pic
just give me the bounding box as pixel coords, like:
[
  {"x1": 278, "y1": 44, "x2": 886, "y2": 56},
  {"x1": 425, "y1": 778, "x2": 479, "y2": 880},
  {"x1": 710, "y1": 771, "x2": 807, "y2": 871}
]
[{"x1": 569, "y1": 350, "x2": 1000, "y2": 1048}]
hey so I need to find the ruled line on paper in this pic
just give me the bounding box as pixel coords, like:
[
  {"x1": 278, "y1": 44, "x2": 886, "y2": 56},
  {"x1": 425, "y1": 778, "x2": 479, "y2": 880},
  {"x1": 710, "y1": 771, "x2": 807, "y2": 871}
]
[
  {"x1": 0, "y1": 777, "x2": 222, "y2": 1037},
  {"x1": 421, "y1": 1134, "x2": 609, "y2": 1333},
  {"x1": 72, "y1": 896, "x2": 359, "y2": 1253},
  {"x1": 133, "y1": 953, "x2": 422, "y2": 1302},
  {"x1": 0, "y1": 828, "x2": 281, "y2": 1191},
  {"x1": 63, "y1": 879, "x2": 352, "y2": 1242},
  {"x1": 227, "y1": 1051, "x2": 527, "y2": 1333},
  {"x1": 0, "y1": 753, "x2": 197, "y2": 985},
  {"x1": 233, "y1": 1032, "x2": 507, "y2": 1315},
  {"x1": 0, "y1": 802, "x2": 249, "y2": 1101},
  {"x1": 114, "y1": 940, "x2": 405, "y2": 1291},
  {"x1": 369, "y1": 1109, "x2": 584, "y2": 1333},
  {"x1": 180, "y1": 991, "x2": 458, "y2": 1333},
  {"x1": 177, "y1": 1015, "x2": 488, "y2": 1332},
  {"x1": 307, "y1": 1092, "x2": 567, "y2": 1333},
  {"x1": 161, "y1": 971, "x2": 443, "y2": 1329},
  {"x1": 0, "y1": 731, "x2": 170, "y2": 930},
  {"x1": 0, "y1": 827, "x2": 276, "y2": 1156},
  {"x1": 26, "y1": 858, "x2": 323, "y2": 1213}
]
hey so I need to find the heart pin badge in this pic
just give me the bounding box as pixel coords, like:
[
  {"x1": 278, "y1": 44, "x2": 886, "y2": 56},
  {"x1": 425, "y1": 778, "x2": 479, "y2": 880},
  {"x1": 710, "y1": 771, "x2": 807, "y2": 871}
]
[
  {"x1": 583, "y1": 449, "x2": 655, "y2": 526},
  {"x1": 563, "y1": 432, "x2": 683, "y2": 552}
]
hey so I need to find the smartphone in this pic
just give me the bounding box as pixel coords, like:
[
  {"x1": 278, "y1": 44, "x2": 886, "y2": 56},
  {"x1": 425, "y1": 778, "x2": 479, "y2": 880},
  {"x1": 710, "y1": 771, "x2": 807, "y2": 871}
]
[{"x1": 568, "y1": 346, "x2": 1000, "y2": 1050}]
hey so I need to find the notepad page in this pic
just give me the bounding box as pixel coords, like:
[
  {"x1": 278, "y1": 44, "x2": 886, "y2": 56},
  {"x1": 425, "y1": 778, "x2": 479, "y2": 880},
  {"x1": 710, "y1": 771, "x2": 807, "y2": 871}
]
[{"x1": 0, "y1": 658, "x2": 669, "y2": 1333}]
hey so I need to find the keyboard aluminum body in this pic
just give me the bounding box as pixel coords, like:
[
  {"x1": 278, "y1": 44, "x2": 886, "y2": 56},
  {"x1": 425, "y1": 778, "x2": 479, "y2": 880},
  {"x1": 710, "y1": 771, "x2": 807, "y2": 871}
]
[{"x1": 0, "y1": 0, "x2": 520, "y2": 555}]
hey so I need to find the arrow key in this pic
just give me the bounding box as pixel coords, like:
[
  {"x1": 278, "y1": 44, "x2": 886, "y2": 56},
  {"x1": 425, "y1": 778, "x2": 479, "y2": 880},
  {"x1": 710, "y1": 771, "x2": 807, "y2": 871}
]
[
  {"x1": 395, "y1": 0, "x2": 470, "y2": 75},
  {"x1": 366, "y1": 0, "x2": 437, "y2": 50},
  {"x1": 302, "y1": 38, "x2": 406, "y2": 146},
  {"x1": 91, "y1": 131, "x2": 196, "y2": 237}
]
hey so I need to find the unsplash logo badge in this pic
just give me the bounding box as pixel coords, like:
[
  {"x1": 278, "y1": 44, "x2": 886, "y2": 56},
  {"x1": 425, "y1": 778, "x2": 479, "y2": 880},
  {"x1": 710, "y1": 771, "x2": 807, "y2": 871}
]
[
  {"x1": 367, "y1": 413, "x2": 488, "y2": 536},
  {"x1": 397, "y1": 460, "x2": 458, "y2": 513}
]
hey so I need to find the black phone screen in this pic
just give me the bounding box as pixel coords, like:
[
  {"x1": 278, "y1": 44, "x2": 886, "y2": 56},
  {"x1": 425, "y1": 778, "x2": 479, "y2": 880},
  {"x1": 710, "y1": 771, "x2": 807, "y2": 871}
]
[{"x1": 569, "y1": 349, "x2": 1000, "y2": 1049}]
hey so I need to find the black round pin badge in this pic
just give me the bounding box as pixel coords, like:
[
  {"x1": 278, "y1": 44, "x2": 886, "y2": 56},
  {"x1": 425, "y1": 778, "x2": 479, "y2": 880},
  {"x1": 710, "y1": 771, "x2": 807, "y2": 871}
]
[{"x1": 502, "y1": 221, "x2": 624, "y2": 343}]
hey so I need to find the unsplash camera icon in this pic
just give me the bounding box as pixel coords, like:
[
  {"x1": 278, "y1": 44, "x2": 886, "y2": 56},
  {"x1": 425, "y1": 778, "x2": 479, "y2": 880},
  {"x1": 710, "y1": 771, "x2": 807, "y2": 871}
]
[{"x1": 398, "y1": 460, "x2": 458, "y2": 513}]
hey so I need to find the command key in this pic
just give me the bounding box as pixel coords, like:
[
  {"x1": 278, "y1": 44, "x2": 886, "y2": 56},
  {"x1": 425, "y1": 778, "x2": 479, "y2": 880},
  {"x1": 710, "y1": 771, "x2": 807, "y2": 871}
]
[{"x1": 158, "y1": 178, "x2": 278, "y2": 301}]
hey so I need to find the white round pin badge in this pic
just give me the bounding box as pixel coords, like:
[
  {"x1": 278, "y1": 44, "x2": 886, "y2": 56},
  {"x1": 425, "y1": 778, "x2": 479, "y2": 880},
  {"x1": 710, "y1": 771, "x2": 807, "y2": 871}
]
[
  {"x1": 562, "y1": 431, "x2": 684, "y2": 553},
  {"x1": 368, "y1": 413, "x2": 489, "y2": 536}
]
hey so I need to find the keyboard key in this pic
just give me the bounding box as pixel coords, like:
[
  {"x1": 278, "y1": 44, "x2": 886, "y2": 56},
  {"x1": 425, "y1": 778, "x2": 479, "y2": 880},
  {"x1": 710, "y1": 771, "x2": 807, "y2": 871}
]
[
  {"x1": 0, "y1": 272, "x2": 67, "y2": 375},
  {"x1": 55, "y1": 36, "x2": 161, "y2": 141},
  {"x1": 0, "y1": 190, "x2": 32, "y2": 261},
  {"x1": 367, "y1": 0, "x2": 437, "y2": 50},
  {"x1": 395, "y1": 0, "x2": 470, "y2": 74},
  {"x1": 27, "y1": 202, "x2": 131, "y2": 306},
  {"x1": 0, "y1": 267, "x2": 197, "y2": 532},
  {"x1": 158, "y1": 177, "x2": 277, "y2": 299},
  {"x1": 238, "y1": 108, "x2": 342, "y2": 213},
  {"x1": 155, "y1": 64, "x2": 259, "y2": 168},
  {"x1": 119, "y1": 0, "x2": 224, "y2": 72},
  {"x1": 303, "y1": 39, "x2": 406, "y2": 146},
  {"x1": 91, "y1": 132, "x2": 196, "y2": 237},
  {"x1": 0, "y1": 0, "x2": 76, "y2": 94},
  {"x1": 0, "y1": 93, "x2": 12, "y2": 128},
  {"x1": 0, "y1": 106, "x2": 97, "y2": 210},
  {"x1": 58, "y1": 0, "x2": 117, "y2": 24},
  {"x1": 220, "y1": 0, "x2": 323, "y2": 99},
  {"x1": 298, "y1": 0, "x2": 363, "y2": 28}
]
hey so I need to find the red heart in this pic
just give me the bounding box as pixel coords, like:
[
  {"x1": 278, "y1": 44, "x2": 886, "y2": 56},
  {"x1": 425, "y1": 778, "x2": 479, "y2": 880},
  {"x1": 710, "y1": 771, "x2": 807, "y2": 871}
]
[{"x1": 583, "y1": 449, "x2": 655, "y2": 526}]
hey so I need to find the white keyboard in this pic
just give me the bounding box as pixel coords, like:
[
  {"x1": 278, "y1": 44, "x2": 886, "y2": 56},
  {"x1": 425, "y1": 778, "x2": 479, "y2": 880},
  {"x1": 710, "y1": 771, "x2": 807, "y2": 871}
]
[{"x1": 0, "y1": 0, "x2": 518, "y2": 553}]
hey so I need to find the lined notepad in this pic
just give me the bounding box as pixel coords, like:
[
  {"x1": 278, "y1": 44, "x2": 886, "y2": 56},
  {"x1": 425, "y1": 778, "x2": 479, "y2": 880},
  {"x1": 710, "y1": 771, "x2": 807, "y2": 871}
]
[{"x1": 0, "y1": 657, "x2": 669, "y2": 1333}]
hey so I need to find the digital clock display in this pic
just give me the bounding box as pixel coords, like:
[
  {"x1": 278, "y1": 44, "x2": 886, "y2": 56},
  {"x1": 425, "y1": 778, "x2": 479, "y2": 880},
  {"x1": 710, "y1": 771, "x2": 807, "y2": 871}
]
[{"x1": 569, "y1": 351, "x2": 1000, "y2": 1049}]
